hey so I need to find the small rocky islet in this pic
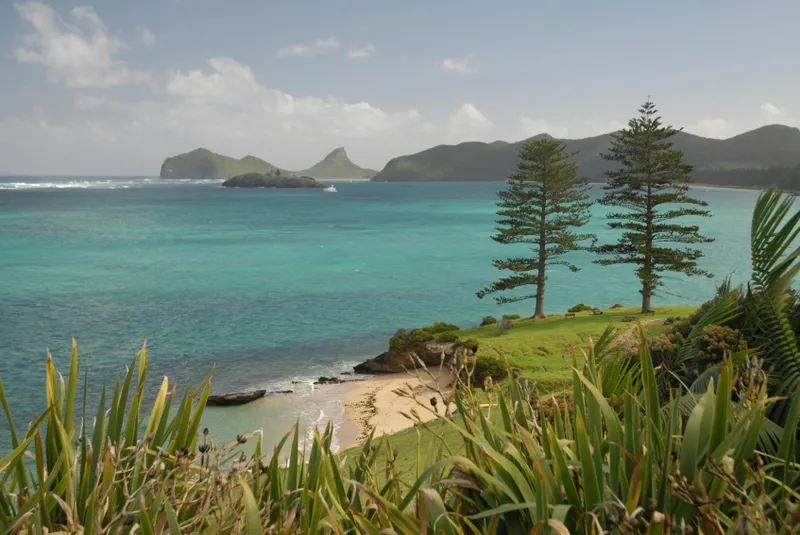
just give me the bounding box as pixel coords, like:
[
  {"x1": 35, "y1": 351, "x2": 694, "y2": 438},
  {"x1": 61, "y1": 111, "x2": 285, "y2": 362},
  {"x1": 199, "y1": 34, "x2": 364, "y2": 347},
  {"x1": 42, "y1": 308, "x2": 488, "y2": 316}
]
[{"x1": 222, "y1": 172, "x2": 325, "y2": 189}]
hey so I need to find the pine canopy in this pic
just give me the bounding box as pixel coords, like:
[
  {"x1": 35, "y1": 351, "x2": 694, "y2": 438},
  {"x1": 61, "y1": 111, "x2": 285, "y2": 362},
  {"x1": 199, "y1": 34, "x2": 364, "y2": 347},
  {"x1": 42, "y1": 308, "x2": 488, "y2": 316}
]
[
  {"x1": 594, "y1": 100, "x2": 713, "y2": 312},
  {"x1": 478, "y1": 137, "x2": 594, "y2": 318}
]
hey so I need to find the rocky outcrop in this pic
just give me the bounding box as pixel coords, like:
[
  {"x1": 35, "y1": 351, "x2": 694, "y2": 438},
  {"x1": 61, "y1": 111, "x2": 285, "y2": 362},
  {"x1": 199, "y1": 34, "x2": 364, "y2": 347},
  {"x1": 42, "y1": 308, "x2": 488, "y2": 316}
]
[
  {"x1": 222, "y1": 173, "x2": 324, "y2": 188},
  {"x1": 354, "y1": 342, "x2": 457, "y2": 374},
  {"x1": 314, "y1": 376, "x2": 342, "y2": 385},
  {"x1": 207, "y1": 389, "x2": 267, "y2": 406}
]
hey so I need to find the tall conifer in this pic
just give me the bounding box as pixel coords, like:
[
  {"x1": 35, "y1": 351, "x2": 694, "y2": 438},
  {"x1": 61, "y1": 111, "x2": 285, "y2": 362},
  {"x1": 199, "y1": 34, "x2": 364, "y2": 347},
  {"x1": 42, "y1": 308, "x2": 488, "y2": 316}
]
[
  {"x1": 595, "y1": 100, "x2": 713, "y2": 312},
  {"x1": 478, "y1": 138, "x2": 594, "y2": 318}
]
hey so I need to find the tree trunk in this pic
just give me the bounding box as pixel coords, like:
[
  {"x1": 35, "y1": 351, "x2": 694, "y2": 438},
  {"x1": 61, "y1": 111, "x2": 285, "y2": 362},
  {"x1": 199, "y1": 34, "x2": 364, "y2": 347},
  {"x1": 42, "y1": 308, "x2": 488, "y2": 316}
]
[
  {"x1": 642, "y1": 181, "x2": 653, "y2": 314},
  {"x1": 641, "y1": 283, "x2": 651, "y2": 314},
  {"x1": 534, "y1": 277, "x2": 546, "y2": 318},
  {"x1": 535, "y1": 202, "x2": 548, "y2": 319}
]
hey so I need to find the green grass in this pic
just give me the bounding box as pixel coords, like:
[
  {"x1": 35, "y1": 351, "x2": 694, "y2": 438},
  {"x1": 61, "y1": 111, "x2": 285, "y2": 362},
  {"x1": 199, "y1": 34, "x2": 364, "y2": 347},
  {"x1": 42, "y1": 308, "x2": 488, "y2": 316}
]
[
  {"x1": 460, "y1": 306, "x2": 695, "y2": 390},
  {"x1": 341, "y1": 305, "x2": 695, "y2": 479}
]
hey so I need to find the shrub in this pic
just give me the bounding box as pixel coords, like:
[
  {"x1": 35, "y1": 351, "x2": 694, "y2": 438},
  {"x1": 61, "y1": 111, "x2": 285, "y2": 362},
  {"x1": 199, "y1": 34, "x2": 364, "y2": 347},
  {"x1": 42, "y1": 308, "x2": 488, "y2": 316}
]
[
  {"x1": 480, "y1": 315, "x2": 497, "y2": 326},
  {"x1": 434, "y1": 331, "x2": 459, "y2": 343},
  {"x1": 694, "y1": 324, "x2": 748, "y2": 367},
  {"x1": 496, "y1": 318, "x2": 513, "y2": 335},
  {"x1": 388, "y1": 322, "x2": 462, "y2": 353},
  {"x1": 664, "y1": 316, "x2": 677, "y2": 325},
  {"x1": 422, "y1": 321, "x2": 460, "y2": 334},
  {"x1": 388, "y1": 328, "x2": 409, "y2": 352},
  {"x1": 457, "y1": 338, "x2": 480, "y2": 353},
  {"x1": 469, "y1": 354, "x2": 507, "y2": 385},
  {"x1": 502, "y1": 313, "x2": 521, "y2": 320},
  {"x1": 568, "y1": 303, "x2": 593, "y2": 313},
  {"x1": 610, "y1": 303, "x2": 624, "y2": 309}
]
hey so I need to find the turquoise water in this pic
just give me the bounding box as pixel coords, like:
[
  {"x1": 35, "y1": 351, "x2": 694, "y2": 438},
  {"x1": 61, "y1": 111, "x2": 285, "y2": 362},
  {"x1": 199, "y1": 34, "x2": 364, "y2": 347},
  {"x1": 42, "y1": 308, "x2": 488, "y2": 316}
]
[{"x1": 0, "y1": 177, "x2": 758, "y2": 451}]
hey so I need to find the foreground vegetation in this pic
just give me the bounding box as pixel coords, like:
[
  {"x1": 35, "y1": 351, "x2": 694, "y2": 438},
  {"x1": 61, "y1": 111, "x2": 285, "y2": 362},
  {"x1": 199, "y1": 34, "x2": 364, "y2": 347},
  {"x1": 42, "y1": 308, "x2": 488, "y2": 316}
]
[{"x1": 1, "y1": 190, "x2": 798, "y2": 533}]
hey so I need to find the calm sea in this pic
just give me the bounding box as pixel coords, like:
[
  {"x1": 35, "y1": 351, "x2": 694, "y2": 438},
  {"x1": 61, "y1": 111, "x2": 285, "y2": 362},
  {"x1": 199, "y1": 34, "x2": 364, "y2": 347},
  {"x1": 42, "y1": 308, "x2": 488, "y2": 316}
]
[{"x1": 0, "y1": 177, "x2": 757, "y2": 452}]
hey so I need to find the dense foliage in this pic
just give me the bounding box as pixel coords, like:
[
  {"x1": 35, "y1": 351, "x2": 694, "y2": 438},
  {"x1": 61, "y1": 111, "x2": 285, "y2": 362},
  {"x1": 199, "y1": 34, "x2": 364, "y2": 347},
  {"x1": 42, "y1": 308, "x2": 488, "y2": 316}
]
[{"x1": 478, "y1": 138, "x2": 594, "y2": 318}]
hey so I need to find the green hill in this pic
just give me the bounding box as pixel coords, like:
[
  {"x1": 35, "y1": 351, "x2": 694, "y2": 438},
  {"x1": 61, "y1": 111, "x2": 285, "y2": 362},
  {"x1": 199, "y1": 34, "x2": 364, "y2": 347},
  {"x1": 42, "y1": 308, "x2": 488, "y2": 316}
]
[
  {"x1": 160, "y1": 148, "x2": 284, "y2": 180},
  {"x1": 372, "y1": 124, "x2": 800, "y2": 183},
  {"x1": 295, "y1": 147, "x2": 378, "y2": 179}
]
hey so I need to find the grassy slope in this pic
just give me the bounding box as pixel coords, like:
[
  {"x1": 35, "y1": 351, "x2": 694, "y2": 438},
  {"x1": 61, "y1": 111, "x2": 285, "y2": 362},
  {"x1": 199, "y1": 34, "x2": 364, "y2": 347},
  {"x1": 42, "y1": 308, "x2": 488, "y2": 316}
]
[
  {"x1": 340, "y1": 305, "x2": 696, "y2": 479},
  {"x1": 461, "y1": 306, "x2": 695, "y2": 390}
]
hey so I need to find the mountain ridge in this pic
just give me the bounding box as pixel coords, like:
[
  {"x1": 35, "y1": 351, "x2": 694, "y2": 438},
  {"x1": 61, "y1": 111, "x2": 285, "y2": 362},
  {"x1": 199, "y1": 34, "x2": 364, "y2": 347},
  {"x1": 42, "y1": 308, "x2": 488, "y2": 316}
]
[
  {"x1": 295, "y1": 147, "x2": 378, "y2": 179},
  {"x1": 160, "y1": 147, "x2": 376, "y2": 180},
  {"x1": 372, "y1": 124, "x2": 800, "y2": 183}
]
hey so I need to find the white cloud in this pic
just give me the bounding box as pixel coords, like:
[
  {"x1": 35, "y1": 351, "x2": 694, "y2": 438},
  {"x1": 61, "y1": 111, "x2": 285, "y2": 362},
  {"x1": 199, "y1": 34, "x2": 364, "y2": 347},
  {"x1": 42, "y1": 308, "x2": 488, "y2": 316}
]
[
  {"x1": 12, "y1": 1, "x2": 151, "y2": 88},
  {"x1": 167, "y1": 57, "x2": 261, "y2": 104},
  {"x1": 74, "y1": 94, "x2": 119, "y2": 110},
  {"x1": 687, "y1": 118, "x2": 732, "y2": 138},
  {"x1": 441, "y1": 56, "x2": 475, "y2": 74},
  {"x1": 760, "y1": 102, "x2": 784, "y2": 118},
  {"x1": 276, "y1": 37, "x2": 340, "y2": 57},
  {"x1": 448, "y1": 103, "x2": 492, "y2": 134},
  {"x1": 139, "y1": 27, "x2": 156, "y2": 47},
  {"x1": 348, "y1": 44, "x2": 375, "y2": 59}
]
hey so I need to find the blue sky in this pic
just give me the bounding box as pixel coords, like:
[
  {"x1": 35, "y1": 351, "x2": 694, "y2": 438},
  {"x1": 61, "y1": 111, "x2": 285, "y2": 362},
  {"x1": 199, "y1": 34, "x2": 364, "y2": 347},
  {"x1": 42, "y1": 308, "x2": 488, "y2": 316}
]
[{"x1": 0, "y1": 0, "x2": 798, "y2": 175}]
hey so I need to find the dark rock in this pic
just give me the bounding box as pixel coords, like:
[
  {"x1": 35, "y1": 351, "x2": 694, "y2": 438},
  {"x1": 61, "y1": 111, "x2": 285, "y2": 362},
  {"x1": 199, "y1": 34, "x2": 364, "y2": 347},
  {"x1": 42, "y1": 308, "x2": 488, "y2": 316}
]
[
  {"x1": 222, "y1": 172, "x2": 324, "y2": 189},
  {"x1": 314, "y1": 376, "x2": 342, "y2": 385},
  {"x1": 353, "y1": 342, "x2": 459, "y2": 374},
  {"x1": 341, "y1": 371, "x2": 352, "y2": 376},
  {"x1": 269, "y1": 390, "x2": 294, "y2": 395},
  {"x1": 207, "y1": 389, "x2": 267, "y2": 406}
]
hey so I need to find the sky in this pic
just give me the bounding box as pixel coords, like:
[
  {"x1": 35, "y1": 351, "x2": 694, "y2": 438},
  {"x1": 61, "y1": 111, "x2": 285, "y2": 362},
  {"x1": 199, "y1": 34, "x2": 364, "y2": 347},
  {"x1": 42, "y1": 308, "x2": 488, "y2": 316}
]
[{"x1": 0, "y1": 0, "x2": 798, "y2": 175}]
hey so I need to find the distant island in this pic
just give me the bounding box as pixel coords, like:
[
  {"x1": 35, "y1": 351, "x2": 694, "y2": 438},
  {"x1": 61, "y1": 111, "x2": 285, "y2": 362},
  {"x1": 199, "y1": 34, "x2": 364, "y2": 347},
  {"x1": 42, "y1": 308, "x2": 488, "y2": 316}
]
[
  {"x1": 161, "y1": 124, "x2": 800, "y2": 191},
  {"x1": 371, "y1": 124, "x2": 800, "y2": 190},
  {"x1": 222, "y1": 173, "x2": 324, "y2": 189},
  {"x1": 295, "y1": 147, "x2": 378, "y2": 179},
  {"x1": 161, "y1": 147, "x2": 377, "y2": 181}
]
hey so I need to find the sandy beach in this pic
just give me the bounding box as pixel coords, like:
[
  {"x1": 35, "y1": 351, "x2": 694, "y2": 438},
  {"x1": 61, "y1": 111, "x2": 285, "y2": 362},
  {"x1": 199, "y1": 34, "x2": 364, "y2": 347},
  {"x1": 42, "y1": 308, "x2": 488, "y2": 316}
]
[{"x1": 341, "y1": 367, "x2": 455, "y2": 447}]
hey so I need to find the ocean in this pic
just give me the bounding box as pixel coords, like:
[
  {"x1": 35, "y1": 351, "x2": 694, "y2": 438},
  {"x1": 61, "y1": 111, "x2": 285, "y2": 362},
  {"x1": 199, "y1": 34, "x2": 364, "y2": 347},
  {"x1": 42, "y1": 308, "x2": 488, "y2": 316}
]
[{"x1": 0, "y1": 177, "x2": 758, "y2": 452}]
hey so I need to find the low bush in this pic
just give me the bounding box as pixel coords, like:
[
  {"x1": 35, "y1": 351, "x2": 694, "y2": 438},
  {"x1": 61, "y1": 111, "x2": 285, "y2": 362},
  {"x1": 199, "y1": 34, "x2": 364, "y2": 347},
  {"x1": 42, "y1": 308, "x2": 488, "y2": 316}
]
[
  {"x1": 568, "y1": 303, "x2": 593, "y2": 313},
  {"x1": 434, "y1": 331, "x2": 459, "y2": 343},
  {"x1": 664, "y1": 316, "x2": 677, "y2": 325},
  {"x1": 423, "y1": 321, "x2": 460, "y2": 334},
  {"x1": 502, "y1": 313, "x2": 521, "y2": 320},
  {"x1": 496, "y1": 317, "x2": 513, "y2": 335},
  {"x1": 468, "y1": 354, "x2": 507, "y2": 385},
  {"x1": 480, "y1": 315, "x2": 497, "y2": 326},
  {"x1": 694, "y1": 324, "x2": 748, "y2": 367},
  {"x1": 610, "y1": 303, "x2": 624, "y2": 309},
  {"x1": 457, "y1": 338, "x2": 480, "y2": 353},
  {"x1": 388, "y1": 321, "x2": 462, "y2": 352}
]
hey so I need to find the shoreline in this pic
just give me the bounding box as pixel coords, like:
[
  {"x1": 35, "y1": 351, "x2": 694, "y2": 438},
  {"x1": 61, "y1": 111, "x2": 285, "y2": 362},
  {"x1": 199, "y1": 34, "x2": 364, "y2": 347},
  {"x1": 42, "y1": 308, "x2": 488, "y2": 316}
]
[{"x1": 338, "y1": 367, "x2": 455, "y2": 449}]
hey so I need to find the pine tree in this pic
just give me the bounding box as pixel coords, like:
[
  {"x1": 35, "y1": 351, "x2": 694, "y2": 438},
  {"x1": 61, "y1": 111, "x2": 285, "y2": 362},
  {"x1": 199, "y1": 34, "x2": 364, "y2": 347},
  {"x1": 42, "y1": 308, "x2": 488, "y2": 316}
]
[
  {"x1": 594, "y1": 100, "x2": 713, "y2": 313},
  {"x1": 477, "y1": 138, "x2": 595, "y2": 318}
]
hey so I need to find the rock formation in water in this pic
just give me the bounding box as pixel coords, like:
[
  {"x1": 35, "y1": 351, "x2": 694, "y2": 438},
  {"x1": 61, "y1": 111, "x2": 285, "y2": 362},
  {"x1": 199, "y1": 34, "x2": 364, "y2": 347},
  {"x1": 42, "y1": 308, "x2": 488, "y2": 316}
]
[{"x1": 222, "y1": 173, "x2": 324, "y2": 188}]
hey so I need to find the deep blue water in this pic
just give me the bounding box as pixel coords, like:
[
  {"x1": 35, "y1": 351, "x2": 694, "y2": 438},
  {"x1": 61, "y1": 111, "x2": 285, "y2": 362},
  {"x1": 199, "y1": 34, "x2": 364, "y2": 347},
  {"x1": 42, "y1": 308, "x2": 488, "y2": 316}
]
[{"x1": 0, "y1": 177, "x2": 758, "y2": 450}]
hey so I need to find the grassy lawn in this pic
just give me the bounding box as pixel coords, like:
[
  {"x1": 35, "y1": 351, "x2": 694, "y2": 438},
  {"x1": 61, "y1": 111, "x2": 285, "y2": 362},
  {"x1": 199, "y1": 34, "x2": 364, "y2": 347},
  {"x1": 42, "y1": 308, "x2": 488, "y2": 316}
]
[
  {"x1": 461, "y1": 306, "x2": 695, "y2": 390},
  {"x1": 341, "y1": 305, "x2": 696, "y2": 479}
]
